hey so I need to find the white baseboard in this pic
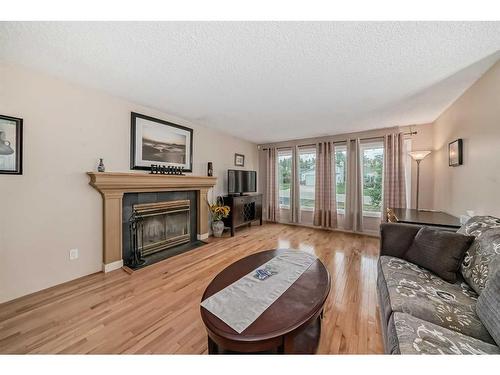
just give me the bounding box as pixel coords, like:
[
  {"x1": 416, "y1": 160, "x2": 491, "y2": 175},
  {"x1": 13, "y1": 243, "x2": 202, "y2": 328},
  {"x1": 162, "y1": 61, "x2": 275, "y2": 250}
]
[
  {"x1": 102, "y1": 259, "x2": 123, "y2": 273},
  {"x1": 197, "y1": 233, "x2": 209, "y2": 240}
]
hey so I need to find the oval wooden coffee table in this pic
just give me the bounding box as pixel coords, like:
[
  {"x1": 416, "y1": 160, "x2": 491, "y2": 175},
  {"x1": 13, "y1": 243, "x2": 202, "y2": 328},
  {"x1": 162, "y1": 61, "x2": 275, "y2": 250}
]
[{"x1": 200, "y1": 249, "x2": 331, "y2": 354}]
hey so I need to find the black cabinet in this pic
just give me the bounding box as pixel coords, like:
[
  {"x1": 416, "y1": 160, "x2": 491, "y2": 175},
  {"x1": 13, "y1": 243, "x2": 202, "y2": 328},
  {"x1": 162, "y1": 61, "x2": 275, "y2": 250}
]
[{"x1": 222, "y1": 194, "x2": 263, "y2": 236}]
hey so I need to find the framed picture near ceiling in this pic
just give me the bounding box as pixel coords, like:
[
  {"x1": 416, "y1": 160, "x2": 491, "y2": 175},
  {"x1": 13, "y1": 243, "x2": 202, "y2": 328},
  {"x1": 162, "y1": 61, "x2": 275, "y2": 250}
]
[
  {"x1": 130, "y1": 112, "x2": 193, "y2": 172},
  {"x1": 0, "y1": 114, "x2": 23, "y2": 175},
  {"x1": 234, "y1": 153, "x2": 245, "y2": 167},
  {"x1": 448, "y1": 138, "x2": 463, "y2": 167}
]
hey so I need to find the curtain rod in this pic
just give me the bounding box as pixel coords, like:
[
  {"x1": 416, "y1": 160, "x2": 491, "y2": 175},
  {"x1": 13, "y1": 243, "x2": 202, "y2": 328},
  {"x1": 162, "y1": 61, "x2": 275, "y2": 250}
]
[{"x1": 259, "y1": 130, "x2": 418, "y2": 150}]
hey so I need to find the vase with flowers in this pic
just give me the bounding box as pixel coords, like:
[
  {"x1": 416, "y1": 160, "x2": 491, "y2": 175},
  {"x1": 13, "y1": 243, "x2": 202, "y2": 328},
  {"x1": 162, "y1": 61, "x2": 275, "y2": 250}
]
[{"x1": 208, "y1": 196, "x2": 230, "y2": 237}]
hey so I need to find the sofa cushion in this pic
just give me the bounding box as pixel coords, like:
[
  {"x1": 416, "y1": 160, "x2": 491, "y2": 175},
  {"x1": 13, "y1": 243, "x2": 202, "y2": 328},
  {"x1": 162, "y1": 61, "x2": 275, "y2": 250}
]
[
  {"x1": 379, "y1": 256, "x2": 494, "y2": 344},
  {"x1": 392, "y1": 312, "x2": 500, "y2": 354},
  {"x1": 476, "y1": 270, "x2": 500, "y2": 346},
  {"x1": 458, "y1": 216, "x2": 500, "y2": 294},
  {"x1": 377, "y1": 264, "x2": 392, "y2": 321},
  {"x1": 404, "y1": 227, "x2": 473, "y2": 283}
]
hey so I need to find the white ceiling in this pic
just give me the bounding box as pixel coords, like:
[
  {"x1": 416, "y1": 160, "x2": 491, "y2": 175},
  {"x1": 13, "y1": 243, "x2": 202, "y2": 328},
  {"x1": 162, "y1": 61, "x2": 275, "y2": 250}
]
[{"x1": 0, "y1": 22, "x2": 499, "y2": 143}]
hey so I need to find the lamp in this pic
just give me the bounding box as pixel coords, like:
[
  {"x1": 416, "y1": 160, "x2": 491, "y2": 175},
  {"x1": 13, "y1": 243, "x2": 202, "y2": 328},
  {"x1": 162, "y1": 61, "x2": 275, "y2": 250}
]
[{"x1": 409, "y1": 151, "x2": 431, "y2": 210}]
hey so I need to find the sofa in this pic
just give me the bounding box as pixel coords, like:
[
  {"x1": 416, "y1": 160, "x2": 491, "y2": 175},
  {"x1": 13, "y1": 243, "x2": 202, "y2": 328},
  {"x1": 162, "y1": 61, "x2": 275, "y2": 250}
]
[{"x1": 377, "y1": 216, "x2": 500, "y2": 354}]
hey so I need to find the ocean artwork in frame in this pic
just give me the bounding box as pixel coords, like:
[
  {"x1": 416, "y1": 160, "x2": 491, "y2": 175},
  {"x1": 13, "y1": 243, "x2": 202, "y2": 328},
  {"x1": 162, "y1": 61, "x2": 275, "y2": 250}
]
[{"x1": 130, "y1": 112, "x2": 193, "y2": 172}]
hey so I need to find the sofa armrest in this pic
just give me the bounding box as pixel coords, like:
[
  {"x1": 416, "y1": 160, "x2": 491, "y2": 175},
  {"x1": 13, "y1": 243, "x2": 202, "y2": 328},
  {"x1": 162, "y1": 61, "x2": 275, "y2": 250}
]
[{"x1": 380, "y1": 223, "x2": 422, "y2": 258}]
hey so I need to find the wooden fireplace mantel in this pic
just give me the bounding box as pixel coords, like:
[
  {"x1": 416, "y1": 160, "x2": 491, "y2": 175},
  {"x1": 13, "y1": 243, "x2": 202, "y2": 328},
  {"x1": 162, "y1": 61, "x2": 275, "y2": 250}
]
[{"x1": 87, "y1": 172, "x2": 217, "y2": 272}]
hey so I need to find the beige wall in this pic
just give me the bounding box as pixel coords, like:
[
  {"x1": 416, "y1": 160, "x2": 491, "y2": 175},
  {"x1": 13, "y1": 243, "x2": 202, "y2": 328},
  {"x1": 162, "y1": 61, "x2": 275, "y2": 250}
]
[
  {"x1": 0, "y1": 64, "x2": 258, "y2": 303},
  {"x1": 432, "y1": 60, "x2": 500, "y2": 218}
]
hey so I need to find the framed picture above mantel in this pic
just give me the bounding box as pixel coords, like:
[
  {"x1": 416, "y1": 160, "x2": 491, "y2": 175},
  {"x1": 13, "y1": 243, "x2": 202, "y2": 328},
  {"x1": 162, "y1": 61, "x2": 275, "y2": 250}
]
[
  {"x1": 130, "y1": 112, "x2": 193, "y2": 172},
  {"x1": 0, "y1": 114, "x2": 23, "y2": 175}
]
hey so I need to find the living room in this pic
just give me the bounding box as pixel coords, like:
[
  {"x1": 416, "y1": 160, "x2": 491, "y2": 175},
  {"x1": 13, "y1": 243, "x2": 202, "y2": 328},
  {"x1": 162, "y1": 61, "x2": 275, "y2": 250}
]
[{"x1": 1, "y1": 1, "x2": 500, "y2": 373}]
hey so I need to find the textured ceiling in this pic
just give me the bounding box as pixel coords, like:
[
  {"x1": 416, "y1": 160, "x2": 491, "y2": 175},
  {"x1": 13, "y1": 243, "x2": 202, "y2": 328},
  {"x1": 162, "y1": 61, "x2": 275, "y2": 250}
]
[{"x1": 0, "y1": 22, "x2": 499, "y2": 143}]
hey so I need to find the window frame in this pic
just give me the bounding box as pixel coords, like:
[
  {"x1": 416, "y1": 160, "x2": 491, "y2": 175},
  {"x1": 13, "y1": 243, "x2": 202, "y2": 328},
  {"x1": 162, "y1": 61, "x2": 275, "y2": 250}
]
[
  {"x1": 333, "y1": 143, "x2": 347, "y2": 215},
  {"x1": 277, "y1": 148, "x2": 293, "y2": 210},
  {"x1": 297, "y1": 146, "x2": 317, "y2": 212},
  {"x1": 360, "y1": 140, "x2": 384, "y2": 218}
]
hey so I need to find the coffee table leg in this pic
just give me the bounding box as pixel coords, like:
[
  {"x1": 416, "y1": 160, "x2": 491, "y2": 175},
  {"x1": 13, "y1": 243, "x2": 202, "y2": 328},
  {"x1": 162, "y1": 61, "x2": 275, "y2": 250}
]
[
  {"x1": 283, "y1": 333, "x2": 295, "y2": 354},
  {"x1": 207, "y1": 336, "x2": 218, "y2": 354},
  {"x1": 277, "y1": 342, "x2": 284, "y2": 354}
]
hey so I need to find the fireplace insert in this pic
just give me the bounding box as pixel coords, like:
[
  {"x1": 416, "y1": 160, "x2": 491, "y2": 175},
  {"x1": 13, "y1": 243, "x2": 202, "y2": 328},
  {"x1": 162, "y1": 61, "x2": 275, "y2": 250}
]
[{"x1": 128, "y1": 199, "x2": 191, "y2": 268}]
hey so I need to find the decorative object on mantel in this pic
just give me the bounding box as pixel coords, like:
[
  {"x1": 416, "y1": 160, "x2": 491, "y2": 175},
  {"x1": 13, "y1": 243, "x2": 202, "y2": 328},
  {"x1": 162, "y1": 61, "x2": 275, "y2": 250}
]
[
  {"x1": 409, "y1": 150, "x2": 432, "y2": 211},
  {"x1": 0, "y1": 114, "x2": 23, "y2": 175},
  {"x1": 97, "y1": 158, "x2": 105, "y2": 172},
  {"x1": 449, "y1": 138, "x2": 463, "y2": 167},
  {"x1": 130, "y1": 112, "x2": 193, "y2": 172},
  {"x1": 207, "y1": 162, "x2": 213, "y2": 177},
  {"x1": 150, "y1": 164, "x2": 184, "y2": 175},
  {"x1": 234, "y1": 153, "x2": 245, "y2": 167},
  {"x1": 208, "y1": 196, "x2": 230, "y2": 238}
]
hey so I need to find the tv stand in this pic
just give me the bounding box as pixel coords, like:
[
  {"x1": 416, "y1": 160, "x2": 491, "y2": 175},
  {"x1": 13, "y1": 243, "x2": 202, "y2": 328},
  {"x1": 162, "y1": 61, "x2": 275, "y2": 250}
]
[{"x1": 222, "y1": 194, "x2": 263, "y2": 236}]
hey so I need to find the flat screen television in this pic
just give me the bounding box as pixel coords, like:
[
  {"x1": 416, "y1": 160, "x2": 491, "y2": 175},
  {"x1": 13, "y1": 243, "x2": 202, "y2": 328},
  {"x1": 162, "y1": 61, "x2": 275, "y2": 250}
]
[{"x1": 228, "y1": 170, "x2": 257, "y2": 195}]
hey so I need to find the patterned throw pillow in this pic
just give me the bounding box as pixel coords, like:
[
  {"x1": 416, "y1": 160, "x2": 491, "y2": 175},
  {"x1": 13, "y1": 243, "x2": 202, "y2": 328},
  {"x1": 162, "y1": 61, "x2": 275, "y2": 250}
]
[{"x1": 458, "y1": 216, "x2": 500, "y2": 295}]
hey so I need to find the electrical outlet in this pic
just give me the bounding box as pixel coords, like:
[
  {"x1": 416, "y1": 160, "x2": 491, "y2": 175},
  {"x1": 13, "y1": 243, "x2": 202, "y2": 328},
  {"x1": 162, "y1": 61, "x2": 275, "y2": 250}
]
[{"x1": 69, "y1": 248, "x2": 79, "y2": 260}]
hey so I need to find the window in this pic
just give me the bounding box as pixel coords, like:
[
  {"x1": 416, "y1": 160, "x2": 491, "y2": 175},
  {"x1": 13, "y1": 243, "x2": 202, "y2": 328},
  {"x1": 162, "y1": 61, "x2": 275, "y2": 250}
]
[
  {"x1": 361, "y1": 142, "x2": 384, "y2": 215},
  {"x1": 277, "y1": 149, "x2": 292, "y2": 209},
  {"x1": 334, "y1": 144, "x2": 347, "y2": 211},
  {"x1": 298, "y1": 147, "x2": 316, "y2": 210}
]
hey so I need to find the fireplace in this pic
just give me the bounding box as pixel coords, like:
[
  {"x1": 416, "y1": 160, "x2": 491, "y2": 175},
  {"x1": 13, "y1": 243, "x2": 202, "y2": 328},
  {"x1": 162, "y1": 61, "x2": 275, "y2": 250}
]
[
  {"x1": 122, "y1": 191, "x2": 200, "y2": 269},
  {"x1": 132, "y1": 200, "x2": 191, "y2": 257},
  {"x1": 87, "y1": 172, "x2": 217, "y2": 272}
]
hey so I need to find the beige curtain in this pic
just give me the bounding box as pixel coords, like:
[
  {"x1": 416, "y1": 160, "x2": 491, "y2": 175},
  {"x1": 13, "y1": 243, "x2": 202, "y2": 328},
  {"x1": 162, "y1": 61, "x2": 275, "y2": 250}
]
[
  {"x1": 313, "y1": 142, "x2": 337, "y2": 228},
  {"x1": 344, "y1": 138, "x2": 363, "y2": 232},
  {"x1": 382, "y1": 133, "x2": 407, "y2": 221},
  {"x1": 265, "y1": 147, "x2": 278, "y2": 222}
]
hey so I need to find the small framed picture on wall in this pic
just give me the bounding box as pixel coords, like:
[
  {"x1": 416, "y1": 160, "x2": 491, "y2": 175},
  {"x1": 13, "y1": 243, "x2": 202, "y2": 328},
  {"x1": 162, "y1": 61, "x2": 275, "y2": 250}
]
[
  {"x1": 0, "y1": 114, "x2": 23, "y2": 175},
  {"x1": 448, "y1": 139, "x2": 463, "y2": 167},
  {"x1": 234, "y1": 153, "x2": 245, "y2": 167}
]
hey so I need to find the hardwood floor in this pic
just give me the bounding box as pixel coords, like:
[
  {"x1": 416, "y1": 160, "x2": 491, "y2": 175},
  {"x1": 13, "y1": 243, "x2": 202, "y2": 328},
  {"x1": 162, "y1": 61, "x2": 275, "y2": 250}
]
[{"x1": 0, "y1": 223, "x2": 383, "y2": 354}]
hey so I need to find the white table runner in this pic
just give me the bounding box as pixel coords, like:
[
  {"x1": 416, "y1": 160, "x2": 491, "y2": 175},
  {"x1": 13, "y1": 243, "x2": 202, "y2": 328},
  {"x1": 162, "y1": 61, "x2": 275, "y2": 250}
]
[{"x1": 200, "y1": 249, "x2": 317, "y2": 333}]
